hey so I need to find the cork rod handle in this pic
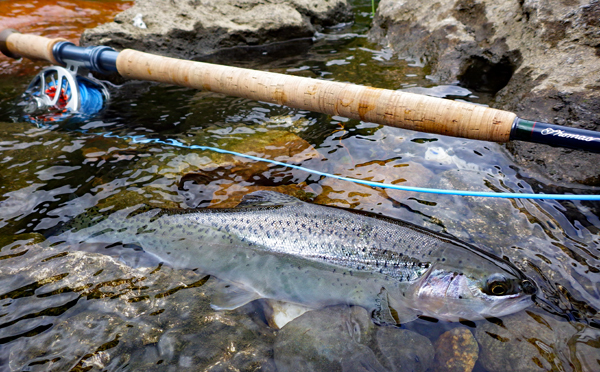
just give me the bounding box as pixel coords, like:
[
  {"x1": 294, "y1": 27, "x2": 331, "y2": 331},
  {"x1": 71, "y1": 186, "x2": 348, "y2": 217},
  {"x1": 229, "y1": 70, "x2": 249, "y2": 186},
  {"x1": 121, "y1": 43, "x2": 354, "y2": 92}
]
[
  {"x1": 117, "y1": 50, "x2": 515, "y2": 142},
  {"x1": 1, "y1": 30, "x2": 65, "y2": 65}
]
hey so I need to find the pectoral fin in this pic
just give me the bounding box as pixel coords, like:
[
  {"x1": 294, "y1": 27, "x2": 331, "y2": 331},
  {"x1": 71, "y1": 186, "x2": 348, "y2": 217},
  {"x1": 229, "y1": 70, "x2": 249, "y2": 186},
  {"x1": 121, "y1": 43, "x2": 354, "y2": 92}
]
[
  {"x1": 210, "y1": 281, "x2": 262, "y2": 311},
  {"x1": 371, "y1": 288, "x2": 419, "y2": 326}
]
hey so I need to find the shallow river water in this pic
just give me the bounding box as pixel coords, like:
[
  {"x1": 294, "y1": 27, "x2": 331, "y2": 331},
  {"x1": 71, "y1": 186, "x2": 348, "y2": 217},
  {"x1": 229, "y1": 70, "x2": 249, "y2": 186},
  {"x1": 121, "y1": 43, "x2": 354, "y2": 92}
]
[{"x1": 0, "y1": 1, "x2": 599, "y2": 371}]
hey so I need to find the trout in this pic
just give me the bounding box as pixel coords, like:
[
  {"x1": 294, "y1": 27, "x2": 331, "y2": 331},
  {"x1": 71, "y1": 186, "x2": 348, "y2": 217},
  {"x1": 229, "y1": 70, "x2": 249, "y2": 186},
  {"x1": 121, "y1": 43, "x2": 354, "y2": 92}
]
[{"x1": 50, "y1": 191, "x2": 537, "y2": 324}]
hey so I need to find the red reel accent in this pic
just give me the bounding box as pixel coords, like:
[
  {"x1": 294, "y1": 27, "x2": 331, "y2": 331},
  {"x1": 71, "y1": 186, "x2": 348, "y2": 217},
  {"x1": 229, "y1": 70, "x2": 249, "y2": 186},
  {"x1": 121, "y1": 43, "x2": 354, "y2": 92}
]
[{"x1": 45, "y1": 85, "x2": 69, "y2": 108}]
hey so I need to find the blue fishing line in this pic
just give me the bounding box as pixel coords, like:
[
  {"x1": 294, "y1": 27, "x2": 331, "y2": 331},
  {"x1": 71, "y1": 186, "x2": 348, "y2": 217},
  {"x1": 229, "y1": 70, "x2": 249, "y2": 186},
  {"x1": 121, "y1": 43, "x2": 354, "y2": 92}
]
[
  {"x1": 99, "y1": 132, "x2": 600, "y2": 201},
  {"x1": 68, "y1": 80, "x2": 599, "y2": 201},
  {"x1": 78, "y1": 79, "x2": 104, "y2": 116}
]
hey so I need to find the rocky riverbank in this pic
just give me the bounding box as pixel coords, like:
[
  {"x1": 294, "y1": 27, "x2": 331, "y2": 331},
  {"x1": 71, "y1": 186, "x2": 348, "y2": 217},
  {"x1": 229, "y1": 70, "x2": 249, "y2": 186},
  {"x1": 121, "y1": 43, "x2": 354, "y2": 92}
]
[
  {"x1": 369, "y1": 0, "x2": 600, "y2": 185},
  {"x1": 81, "y1": 0, "x2": 353, "y2": 61}
]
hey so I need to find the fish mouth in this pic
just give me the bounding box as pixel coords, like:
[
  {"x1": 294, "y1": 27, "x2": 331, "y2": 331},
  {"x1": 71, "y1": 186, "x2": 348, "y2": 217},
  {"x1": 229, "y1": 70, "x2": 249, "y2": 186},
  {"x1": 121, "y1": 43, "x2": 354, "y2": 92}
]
[{"x1": 484, "y1": 291, "x2": 535, "y2": 318}]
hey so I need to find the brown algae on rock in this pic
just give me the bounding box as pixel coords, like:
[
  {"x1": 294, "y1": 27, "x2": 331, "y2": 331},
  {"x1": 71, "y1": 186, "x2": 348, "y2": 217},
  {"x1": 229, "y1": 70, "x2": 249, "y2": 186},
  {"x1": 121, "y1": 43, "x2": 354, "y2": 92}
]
[{"x1": 434, "y1": 327, "x2": 479, "y2": 372}]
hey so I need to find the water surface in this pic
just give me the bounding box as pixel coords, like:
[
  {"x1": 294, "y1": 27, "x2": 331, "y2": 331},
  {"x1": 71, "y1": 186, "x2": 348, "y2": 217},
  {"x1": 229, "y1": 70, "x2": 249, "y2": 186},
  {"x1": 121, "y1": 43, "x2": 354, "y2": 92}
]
[{"x1": 0, "y1": 1, "x2": 599, "y2": 371}]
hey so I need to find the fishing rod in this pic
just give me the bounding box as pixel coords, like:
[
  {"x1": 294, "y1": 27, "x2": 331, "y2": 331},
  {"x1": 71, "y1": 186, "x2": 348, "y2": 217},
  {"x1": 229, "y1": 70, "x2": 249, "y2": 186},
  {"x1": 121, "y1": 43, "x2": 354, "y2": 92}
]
[{"x1": 1, "y1": 29, "x2": 599, "y2": 153}]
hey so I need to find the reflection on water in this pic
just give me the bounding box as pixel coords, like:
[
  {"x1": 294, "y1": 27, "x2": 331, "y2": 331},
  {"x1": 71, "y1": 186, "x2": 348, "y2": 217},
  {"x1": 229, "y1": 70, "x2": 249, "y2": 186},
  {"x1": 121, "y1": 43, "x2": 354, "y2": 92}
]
[{"x1": 0, "y1": 0, "x2": 599, "y2": 371}]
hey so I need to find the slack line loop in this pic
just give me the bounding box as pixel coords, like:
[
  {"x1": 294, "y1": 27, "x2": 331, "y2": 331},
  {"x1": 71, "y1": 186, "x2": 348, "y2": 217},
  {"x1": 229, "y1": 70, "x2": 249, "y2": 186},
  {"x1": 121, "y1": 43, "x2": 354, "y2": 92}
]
[{"x1": 103, "y1": 132, "x2": 600, "y2": 201}]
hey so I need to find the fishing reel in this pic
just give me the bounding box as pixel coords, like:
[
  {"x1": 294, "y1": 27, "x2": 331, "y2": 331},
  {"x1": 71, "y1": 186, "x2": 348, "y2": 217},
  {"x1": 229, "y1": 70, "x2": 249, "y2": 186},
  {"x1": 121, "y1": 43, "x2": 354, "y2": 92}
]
[{"x1": 18, "y1": 64, "x2": 109, "y2": 126}]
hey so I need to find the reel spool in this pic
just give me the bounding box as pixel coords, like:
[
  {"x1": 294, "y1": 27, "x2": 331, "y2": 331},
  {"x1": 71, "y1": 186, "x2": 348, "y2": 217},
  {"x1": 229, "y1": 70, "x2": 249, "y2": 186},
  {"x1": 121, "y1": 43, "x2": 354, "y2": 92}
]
[{"x1": 19, "y1": 65, "x2": 109, "y2": 125}]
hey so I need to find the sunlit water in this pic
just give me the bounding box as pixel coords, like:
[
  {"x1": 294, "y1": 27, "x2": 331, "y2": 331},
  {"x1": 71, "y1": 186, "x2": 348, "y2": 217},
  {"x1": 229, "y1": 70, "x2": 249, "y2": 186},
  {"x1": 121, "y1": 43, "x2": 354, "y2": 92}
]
[{"x1": 0, "y1": 1, "x2": 599, "y2": 371}]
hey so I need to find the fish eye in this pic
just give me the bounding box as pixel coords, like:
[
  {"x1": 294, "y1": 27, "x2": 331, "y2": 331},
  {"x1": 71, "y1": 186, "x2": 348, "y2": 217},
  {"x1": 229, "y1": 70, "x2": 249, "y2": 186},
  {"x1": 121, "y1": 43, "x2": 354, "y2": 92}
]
[
  {"x1": 490, "y1": 281, "x2": 508, "y2": 295},
  {"x1": 484, "y1": 274, "x2": 513, "y2": 296}
]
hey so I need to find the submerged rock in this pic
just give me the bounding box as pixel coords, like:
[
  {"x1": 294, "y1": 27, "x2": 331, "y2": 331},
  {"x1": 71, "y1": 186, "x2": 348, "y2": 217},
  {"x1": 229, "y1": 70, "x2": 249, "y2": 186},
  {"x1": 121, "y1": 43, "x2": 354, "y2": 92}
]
[
  {"x1": 273, "y1": 305, "x2": 434, "y2": 372},
  {"x1": 369, "y1": 0, "x2": 600, "y2": 185},
  {"x1": 375, "y1": 326, "x2": 434, "y2": 372},
  {"x1": 474, "y1": 310, "x2": 584, "y2": 372},
  {"x1": 273, "y1": 305, "x2": 381, "y2": 372},
  {"x1": 0, "y1": 243, "x2": 275, "y2": 371},
  {"x1": 433, "y1": 327, "x2": 479, "y2": 372},
  {"x1": 82, "y1": 0, "x2": 353, "y2": 61}
]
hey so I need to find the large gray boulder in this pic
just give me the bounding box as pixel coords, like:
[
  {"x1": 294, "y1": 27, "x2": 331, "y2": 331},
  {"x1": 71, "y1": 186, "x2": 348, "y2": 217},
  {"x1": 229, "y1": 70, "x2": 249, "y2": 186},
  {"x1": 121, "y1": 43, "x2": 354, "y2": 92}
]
[
  {"x1": 81, "y1": 0, "x2": 352, "y2": 60},
  {"x1": 369, "y1": 0, "x2": 600, "y2": 185}
]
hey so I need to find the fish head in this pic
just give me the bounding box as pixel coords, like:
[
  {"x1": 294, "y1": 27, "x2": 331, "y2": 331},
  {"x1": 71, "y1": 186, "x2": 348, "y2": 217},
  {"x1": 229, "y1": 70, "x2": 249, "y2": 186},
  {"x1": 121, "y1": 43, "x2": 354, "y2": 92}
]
[{"x1": 411, "y1": 259, "x2": 537, "y2": 322}]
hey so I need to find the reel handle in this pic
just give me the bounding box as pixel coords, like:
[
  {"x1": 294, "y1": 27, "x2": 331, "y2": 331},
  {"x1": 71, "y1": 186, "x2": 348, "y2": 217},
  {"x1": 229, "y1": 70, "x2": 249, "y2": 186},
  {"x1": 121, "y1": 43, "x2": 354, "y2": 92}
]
[{"x1": 0, "y1": 29, "x2": 65, "y2": 64}]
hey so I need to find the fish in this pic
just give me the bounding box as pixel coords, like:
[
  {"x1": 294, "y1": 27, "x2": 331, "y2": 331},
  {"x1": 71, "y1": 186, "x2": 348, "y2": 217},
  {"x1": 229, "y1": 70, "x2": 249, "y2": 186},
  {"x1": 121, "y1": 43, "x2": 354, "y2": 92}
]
[{"x1": 48, "y1": 191, "x2": 537, "y2": 324}]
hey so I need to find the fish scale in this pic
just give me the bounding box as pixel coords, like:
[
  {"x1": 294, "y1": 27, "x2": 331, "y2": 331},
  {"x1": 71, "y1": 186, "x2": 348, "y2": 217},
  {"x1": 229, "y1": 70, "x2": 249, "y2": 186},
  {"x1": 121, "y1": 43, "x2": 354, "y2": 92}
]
[{"x1": 50, "y1": 191, "x2": 536, "y2": 323}]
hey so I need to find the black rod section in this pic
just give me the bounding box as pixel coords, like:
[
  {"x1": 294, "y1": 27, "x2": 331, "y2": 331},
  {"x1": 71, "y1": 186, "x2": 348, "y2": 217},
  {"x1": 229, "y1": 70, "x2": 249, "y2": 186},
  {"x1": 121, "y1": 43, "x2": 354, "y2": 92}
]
[{"x1": 511, "y1": 118, "x2": 600, "y2": 153}]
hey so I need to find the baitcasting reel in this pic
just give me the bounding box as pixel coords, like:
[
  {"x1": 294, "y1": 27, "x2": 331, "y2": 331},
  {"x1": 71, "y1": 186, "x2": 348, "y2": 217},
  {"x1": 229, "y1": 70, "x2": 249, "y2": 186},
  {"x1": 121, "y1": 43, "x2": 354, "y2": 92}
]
[{"x1": 18, "y1": 64, "x2": 109, "y2": 126}]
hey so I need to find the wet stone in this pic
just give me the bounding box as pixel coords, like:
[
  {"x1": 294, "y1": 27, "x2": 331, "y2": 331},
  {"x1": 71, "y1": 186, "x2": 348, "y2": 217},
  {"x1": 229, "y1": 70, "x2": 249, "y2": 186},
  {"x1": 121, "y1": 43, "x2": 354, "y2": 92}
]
[
  {"x1": 474, "y1": 310, "x2": 580, "y2": 372},
  {"x1": 273, "y1": 305, "x2": 435, "y2": 372},
  {"x1": 375, "y1": 326, "x2": 434, "y2": 372},
  {"x1": 433, "y1": 327, "x2": 479, "y2": 372},
  {"x1": 369, "y1": 0, "x2": 600, "y2": 185},
  {"x1": 273, "y1": 305, "x2": 382, "y2": 372},
  {"x1": 82, "y1": 0, "x2": 353, "y2": 61}
]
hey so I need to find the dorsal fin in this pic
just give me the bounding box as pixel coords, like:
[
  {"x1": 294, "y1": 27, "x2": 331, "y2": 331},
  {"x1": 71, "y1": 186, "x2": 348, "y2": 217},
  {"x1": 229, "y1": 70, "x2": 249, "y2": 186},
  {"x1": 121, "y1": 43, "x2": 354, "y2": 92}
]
[{"x1": 236, "y1": 191, "x2": 302, "y2": 208}]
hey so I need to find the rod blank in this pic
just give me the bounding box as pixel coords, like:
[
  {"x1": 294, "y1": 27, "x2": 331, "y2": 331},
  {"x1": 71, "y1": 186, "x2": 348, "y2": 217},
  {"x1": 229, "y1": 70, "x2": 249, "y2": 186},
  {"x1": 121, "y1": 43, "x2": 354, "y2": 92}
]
[{"x1": 2, "y1": 29, "x2": 599, "y2": 152}]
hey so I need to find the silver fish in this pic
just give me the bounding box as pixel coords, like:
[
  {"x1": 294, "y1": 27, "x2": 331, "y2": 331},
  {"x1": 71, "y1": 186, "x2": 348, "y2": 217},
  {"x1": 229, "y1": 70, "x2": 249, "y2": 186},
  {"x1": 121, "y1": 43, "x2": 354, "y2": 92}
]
[{"x1": 51, "y1": 191, "x2": 537, "y2": 324}]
